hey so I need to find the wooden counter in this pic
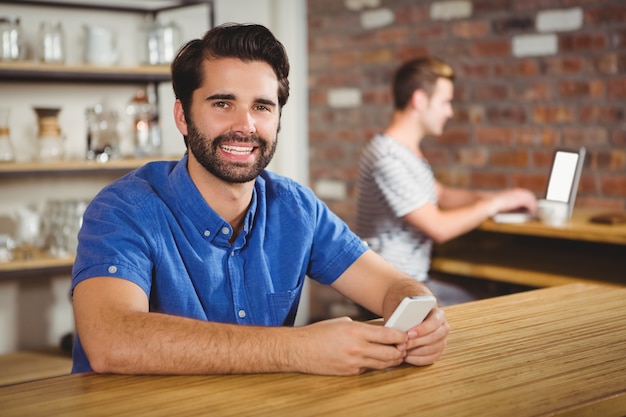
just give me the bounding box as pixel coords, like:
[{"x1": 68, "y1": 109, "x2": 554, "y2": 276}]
[
  {"x1": 431, "y1": 208, "x2": 626, "y2": 288},
  {"x1": 0, "y1": 350, "x2": 72, "y2": 387},
  {"x1": 1, "y1": 284, "x2": 624, "y2": 417}
]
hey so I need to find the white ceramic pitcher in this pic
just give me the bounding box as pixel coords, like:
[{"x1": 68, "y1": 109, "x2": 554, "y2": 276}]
[{"x1": 83, "y1": 25, "x2": 118, "y2": 66}]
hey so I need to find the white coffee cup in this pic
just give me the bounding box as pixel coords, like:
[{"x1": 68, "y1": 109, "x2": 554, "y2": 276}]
[
  {"x1": 84, "y1": 25, "x2": 118, "y2": 66},
  {"x1": 537, "y1": 199, "x2": 569, "y2": 226}
]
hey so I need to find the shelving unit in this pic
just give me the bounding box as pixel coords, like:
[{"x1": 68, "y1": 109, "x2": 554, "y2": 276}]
[{"x1": 0, "y1": 0, "x2": 213, "y2": 282}]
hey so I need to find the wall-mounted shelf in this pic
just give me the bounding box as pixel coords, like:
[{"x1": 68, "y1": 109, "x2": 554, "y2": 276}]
[
  {"x1": 0, "y1": 253, "x2": 74, "y2": 279},
  {"x1": 0, "y1": 62, "x2": 171, "y2": 84},
  {"x1": 0, "y1": 156, "x2": 181, "y2": 178}
]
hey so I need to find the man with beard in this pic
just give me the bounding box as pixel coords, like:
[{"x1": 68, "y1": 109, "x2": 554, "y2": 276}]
[{"x1": 70, "y1": 23, "x2": 449, "y2": 376}]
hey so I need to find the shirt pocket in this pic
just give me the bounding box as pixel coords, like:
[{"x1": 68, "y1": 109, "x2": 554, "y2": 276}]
[{"x1": 268, "y1": 289, "x2": 301, "y2": 326}]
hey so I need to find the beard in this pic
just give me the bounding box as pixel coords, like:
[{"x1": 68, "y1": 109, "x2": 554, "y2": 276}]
[{"x1": 186, "y1": 120, "x2": 277, "y2": 184}]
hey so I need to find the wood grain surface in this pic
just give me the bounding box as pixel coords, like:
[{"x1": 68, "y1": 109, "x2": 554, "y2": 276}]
[{"x1": 0, "y1": 284, "x2": 624, "y2": 417}]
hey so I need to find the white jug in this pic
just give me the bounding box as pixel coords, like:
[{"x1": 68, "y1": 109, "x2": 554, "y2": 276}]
[
  {"x1": 83, "y1": 25, "x2": 118, "y2": 66},
  {"x1": 13, "y1": 205, "x2": 41, "y2": 258}
]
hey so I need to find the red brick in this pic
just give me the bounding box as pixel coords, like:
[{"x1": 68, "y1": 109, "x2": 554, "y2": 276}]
[
  {"x1": 595, "y1": 150, "x2": 626, "y2": 170},
  {"x1": 532, "y1": 149, "x2": 558, "y2": 168},
  {"x1": 490, "y1": 150, "x2": 529, "y2": 168},
  {"x1": 452, "y1": 20, "x2": 490, "y2": 38},
  {"x1": 591, "y1": 53, "x2": 626, "y2": 75},
  {"x1": 486, "y1": 106, "x2": 527, "y2": 124},
  {"x1": 329, "y1": 51, "x2": 359, "y2": 68},
  {"x1": 559, "y1": 80, "x2": 605, "y2": 99},
  {"x1": 513, "y1": 82, "x2": 553, "y2": 101},
  {"x1": 608, "y1": 78, "x2": 626, "y2": 98},
  {"x1": 562, "y1": 127, "x2": 609, "y2": 147},
  {"x1": 472, "y1": 84, "x2": 509, "y2": 101},
  {"x1": 491, "y1": 16, "x2": 534, "y2": 34},
  {"x1": 494, "y1": 59, "x2": 539, "y2": 77},
  {"x1": 611, "y1": 130, "x2": 626, "y2": 147},
  {"x1": 601, "y1": 176, "x2": 626, "y2": 197},
  {"x1": 579, "y1": 105, "x2": 625, "y2": 123},
  {"x1": 532, "y1": 106, "x2": 575, "y2": 123},
  {"x1": 514, "y1": 128, "x2": 560, "y2": 146},
  {"x1": 457, "y1": 148, "x2": 490, "y2": 167},
  {"x1": 362, "y1": 49, "x2": 393, "y2": 65},
  {"x1": 539, "y1": 57, "x2": 584, "y2": 75},
  {"x1": 475, "y1": 127, "x2": 513, "y2": 145},
  {"x1": 586, "y1": 5, "x2": 626, "y2": 25},
  {"x1": 413, "y1": 23, "x2": 448, "y2": 42},
  {"x1": 458, "y1": 62, "x2": 490, "y2": 78},
  {"x1": 559, "y1": 33, "x2": 607, "y2": 52},
  {"x1": 470, "y1": 172, "x2": 508, "y2": 189},
  {"x1": 374, "y1": 27, "x2": 411, "y2": 46},
  {"x1": 438, "y1": 128, "x2": 471, "y2": 145},
  {"x1": 394, "y1": 46, "x2": 429, "y2": 63},
  {"x1": 472, "y1": 40, "x2": 511, "y2": 58},
  {"x1": 394, "y1": 4, "x2": 430, "y2": 24}
]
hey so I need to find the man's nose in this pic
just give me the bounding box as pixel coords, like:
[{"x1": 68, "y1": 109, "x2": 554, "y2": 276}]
[{"x1": 232, "y1": 109, "x2": 256, "y2": 135}]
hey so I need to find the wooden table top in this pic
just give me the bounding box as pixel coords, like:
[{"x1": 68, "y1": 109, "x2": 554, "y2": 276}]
[
  {"x1": 1, "y1": 283, "x2": 624, "y2": 417},
  {"x1": 0, "y1": 350, "x2": 72, "y2": 387},
  {"x1": 481, "y1": 208, "x2": 626, "y2": 245}
]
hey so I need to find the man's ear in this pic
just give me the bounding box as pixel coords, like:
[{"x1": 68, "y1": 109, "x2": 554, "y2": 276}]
[
  {"x1": 410, "y1": 90, "x2": 429, "y2": 111},
  {"x1": 173, "y1": 99, "x2": 188, "y2": 136}
]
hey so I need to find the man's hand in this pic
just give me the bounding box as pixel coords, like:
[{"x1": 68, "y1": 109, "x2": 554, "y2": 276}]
[
  {"x1": 292, "y1": 317, "x2": 410, "y2": 375},
  {"x1": 401, "y1": 307, "x2": 449, "y2": 366}
]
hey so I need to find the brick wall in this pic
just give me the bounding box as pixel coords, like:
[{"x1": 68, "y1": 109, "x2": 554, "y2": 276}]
[{"x1": 308, "y1": 0, "x2": 626, "y2": 230}]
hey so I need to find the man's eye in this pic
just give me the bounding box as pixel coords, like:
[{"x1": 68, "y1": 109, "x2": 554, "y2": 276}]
[
  {"x1": 254, "y1": 105, "x2": 270, "y2": 111},
  {"x1": 214, "y1": 101, "x2": 229, "y2": 108}
]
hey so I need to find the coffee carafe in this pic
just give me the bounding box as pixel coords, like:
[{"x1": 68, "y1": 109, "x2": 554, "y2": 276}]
[
  {"x1": 0, "y1": 107, "x2": 15, "y2": 162},
  {"x1": 33, "y1": 107, "x2": 64, "y2": 161}
]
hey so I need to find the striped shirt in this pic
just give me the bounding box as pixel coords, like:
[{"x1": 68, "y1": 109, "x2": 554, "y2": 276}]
[{"x1": 356, "y1": 134, "x2": 437, "y2": 281}]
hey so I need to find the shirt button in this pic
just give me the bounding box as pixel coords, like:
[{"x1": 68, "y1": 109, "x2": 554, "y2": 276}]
[
  {"x1": 231, "y1": 252, "x2": 235, "y2": 257},
  {"x1": 108, "y1": 265, "x2": 117, "y2": 274},
  {"x1": 204, "y1": 230, "x2": 211, "y2": 237},
  {"x1": 221, "y1": 227, "x2": 230, "y2": 235},
  {"x1": 238, "y1": 309, "x2": 246, "y2": 318}
]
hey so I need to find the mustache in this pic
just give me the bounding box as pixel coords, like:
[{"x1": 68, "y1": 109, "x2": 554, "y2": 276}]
[{"x1": 213, "y1": 132, "x2": 263, "y2": 146}]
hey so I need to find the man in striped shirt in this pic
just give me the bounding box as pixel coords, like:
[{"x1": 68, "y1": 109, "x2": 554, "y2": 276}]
[{"x1": 357, "y1": 57, "x2": 537, "y2": 305}]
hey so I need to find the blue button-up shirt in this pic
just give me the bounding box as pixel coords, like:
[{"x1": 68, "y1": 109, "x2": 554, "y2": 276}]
[{"x1": 71, "y1": 155, "x2": 367, "y2": 372}]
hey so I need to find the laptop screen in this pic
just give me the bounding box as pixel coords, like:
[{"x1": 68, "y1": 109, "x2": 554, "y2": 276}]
[{"x1": 545, "y1": 147, "x2": 585, "y2": 217}]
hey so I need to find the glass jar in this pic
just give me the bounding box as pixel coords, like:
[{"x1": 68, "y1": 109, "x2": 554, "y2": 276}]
[
  {"x1": 38, "y1": 21, "x2": 65, "y2": 64},
  {"x1": 0, "y1": 16, "x2": 25, "y2": 61},
  {"x1": 126, "y1": 87, "x2": 160, "y2": 157},
  {"x1": 141, "y1": 19, "x2": 181, "y2": 65},
  {"x1": 86, "y1": 104, "x2": 121, "y2": 162}
]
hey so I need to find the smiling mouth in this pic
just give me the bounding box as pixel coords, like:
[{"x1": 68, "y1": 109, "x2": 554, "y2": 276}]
[{"x1": 220, "y1": 145, "x2": 255, "y2": 155}]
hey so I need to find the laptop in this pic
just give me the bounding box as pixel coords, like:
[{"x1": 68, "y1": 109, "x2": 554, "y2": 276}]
[{"x1": 493, "y1": 147, "x2": 586, "y2": 223}]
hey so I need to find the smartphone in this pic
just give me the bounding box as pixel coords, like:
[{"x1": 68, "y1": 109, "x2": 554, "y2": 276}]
[{"x1": 384, "y1": 295, "x2": 436, "y2": 332}]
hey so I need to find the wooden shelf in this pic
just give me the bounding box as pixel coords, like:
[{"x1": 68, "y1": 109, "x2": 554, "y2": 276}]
[
  {"x1": 0, "y1": 156, "x2": 181, "y2": 178},
  {"x1": 0, "y1": 253, "x2": 74, "y2": 279},
  {"x1": 0, "y1": 61, "x2": 171, "y2": 84},
  {"x1": 431, "y1": 229, "x2": 626, "y2": 288}
]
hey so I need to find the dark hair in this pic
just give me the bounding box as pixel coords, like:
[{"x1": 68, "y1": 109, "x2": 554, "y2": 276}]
[
  {"x1": 392, "y1": 56, "x2": 455, "y2": 110},
  {"x1": 171, "y1": 23, "x2": 290, "y2": 117}
]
